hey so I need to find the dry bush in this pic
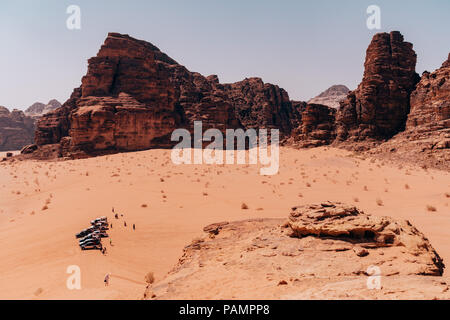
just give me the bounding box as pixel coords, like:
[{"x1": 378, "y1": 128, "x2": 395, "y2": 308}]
[
  {"x1": 404, "y1": 184, "x2": 410, "y2": 190},
  {"x1": 34, "y1": 288, "x2": 43, "y2": 296},
  {"x1": 353, "y1": 197, "x2": 359, "y2": 203},
  {"x1": 241, "y1": 203, "x2": 249, "y2": 210},
  {"x1": 141, "y1": 204, "x2": 148, "y2": 208},
  {"x1": 376, "y1": 198, "x2": 384, "y2": 206},
  {"x1": 145, "y1": 272, "x2": 155, "y2": 284},
  {"x1": 426, "y1": 205, "x2": 437, "y2": 212}
]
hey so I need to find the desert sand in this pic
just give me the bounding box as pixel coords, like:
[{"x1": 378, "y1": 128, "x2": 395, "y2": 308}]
[{"x1": 0, "y1": 147, "x2": 449, "y2": 299}]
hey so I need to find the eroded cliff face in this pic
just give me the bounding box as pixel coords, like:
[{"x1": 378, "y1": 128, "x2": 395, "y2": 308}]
[
  {"x1": 34, "y1": 33, "x2": 298, "y2": 157},
  {"x1": 366, "y1": 53, "x2": 450, "y2": 170},
  {"x1": 288, "y1": 103, "x2": 336, "y2": 148},
  {"x1": 29, "y1": 31, "x2": 449, "y2": 168},
  {"x1": 336, "y1": 31, "x2": 420, "y2": 143},
  {"x1": 407, "y1": 54, "x2": 450, "y2": 131},
  {"x1": 35, "y1": 33, "x2": 181, "y2": 154},
  {"x1": 0, "y1": 107, "x2": 35, "y2": 151},
  {"x1": 224, "y1": 77, "x2": 298, "y2": 135}
]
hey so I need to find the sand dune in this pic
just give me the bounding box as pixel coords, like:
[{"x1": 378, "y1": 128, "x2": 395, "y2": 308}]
[{"x1": 0, "y1": 147, "x2": 449, "y2": 299}]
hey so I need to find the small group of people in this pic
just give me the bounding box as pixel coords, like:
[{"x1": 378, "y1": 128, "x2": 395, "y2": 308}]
[{"x1": 112, "y1": 207, "x2": 136, "y2": 231}]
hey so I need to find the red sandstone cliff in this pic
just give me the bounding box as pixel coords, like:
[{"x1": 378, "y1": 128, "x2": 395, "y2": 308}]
[
  {"x1": 336, "y1": 31, "x2": 420, "y2": 144},
  {"x1": 34, "y1": 33, "x2": 298, "y2": 157},
  {"x1": 0, "y1": 107, "x2": 35, "y2": 151},
  {"x1": 366, "y1": 53, "x2": 450, "y2": 170}
]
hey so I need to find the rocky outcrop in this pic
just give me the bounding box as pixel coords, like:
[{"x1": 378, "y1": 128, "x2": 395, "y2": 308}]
[
  {"x1": 288, "y1": 103, "x2": 336, "y2": 148},
  {"x1": 365, "y1": 53, "x2": 450, "y2": 170},
  {"x1": 29, "y1": 31, "x2": 449, "y2": 165},
  {"x1": 146, "y1": 202, "x2": 446, "y2": 300},
  {"x1": 407, "y1": 54, "x2": 450, "y2": 133},
  {"x1": 289, "y1": 202, "x2": 444, "y2": 275},
  {"x1": 0, "y1": 99, "x2": 61, "y2": 152},
  {"x1": 308, "y1": 85, "x2": 349, "y2": 109},
  {"x1": 336, "y1": 31, "x2": 420, "y2": 143},
  {"x1": 0, "y1": 107, "x2": 35, "y2": 151},
  {"x1": 33, "y1": 33, "x2": 299, "y2": 157},
  {"x1": 224, "y1": 78, "x2": 298, "y2": 135}
]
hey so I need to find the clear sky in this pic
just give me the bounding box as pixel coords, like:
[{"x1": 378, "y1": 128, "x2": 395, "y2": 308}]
[{"x1": 1, "y1": 0, "x2": 449, "y2": 110}]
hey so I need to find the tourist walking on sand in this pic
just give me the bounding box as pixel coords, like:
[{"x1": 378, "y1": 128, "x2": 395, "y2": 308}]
[{"x1": 104, "y1": 273, "x2": 110, "y2": 286}]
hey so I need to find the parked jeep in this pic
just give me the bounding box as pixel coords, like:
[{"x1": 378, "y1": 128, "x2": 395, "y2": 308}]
[{"x1": 81, "y1": 243, "x2": 102, "y2": 250}]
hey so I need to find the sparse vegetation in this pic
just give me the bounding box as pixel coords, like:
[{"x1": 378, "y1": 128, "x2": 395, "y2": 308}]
[
  {"x1": 426, "y1": 205, "x2": 437, "y2": 212},
  {"x1": 241, "y1": 203, "x2": 249, "y2": 210},
  {"x1": 145, "y1": 272, "x2": 155, "y2": 284},
  {"x1": 376, "y1": 198, "x2": 384, "y2": 206}
]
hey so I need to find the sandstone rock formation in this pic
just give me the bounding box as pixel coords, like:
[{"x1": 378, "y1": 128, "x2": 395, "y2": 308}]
[
  {"x1": 0, "y1": 107, "x2": 35, "y2": 151},
  {"x1": 366, "y1": 53, "x2": 450, "y2": 170},
  {"x1": 27, "y1": 31, "x2": 450, "y2": 168},
  {"x1": 308, "y1": 84, "x2": 349, "y2": 109},
  {"x1": 146, "y1": 202, "x2": 446, "y2": 299},
  {"x1": 224, "y1": 77, "x2": 298, "y2": 135},
  {"x1": 289, "y1": 202, "x2": 444, "y2": 275},
  {"x1": 407, "y1": 55, "x2": 450, "y2": 129},
  {"x1": 288, "y1": 103, "x2": 336, "y2": 148},
  {"x1": 336, "y1": 31, "x2": 420, "y2": 143},
  {"x1": 33, "y1": 33, "x2": 299, "y2": 158}
]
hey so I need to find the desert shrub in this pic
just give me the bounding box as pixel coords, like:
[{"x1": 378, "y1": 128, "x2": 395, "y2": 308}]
[{"x1": 145, "y1": 272, "x2": 155, "y2": 284}]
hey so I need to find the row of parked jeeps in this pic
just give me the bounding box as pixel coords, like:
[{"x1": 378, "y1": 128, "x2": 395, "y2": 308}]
[{"x1": 75, "y1": 217, "x2": 109, "y2": 250}]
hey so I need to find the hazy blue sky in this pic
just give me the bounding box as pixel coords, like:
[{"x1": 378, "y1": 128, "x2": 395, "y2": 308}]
[{"x1": 1, "y1": 0, "x2": 449, "y2": 109}]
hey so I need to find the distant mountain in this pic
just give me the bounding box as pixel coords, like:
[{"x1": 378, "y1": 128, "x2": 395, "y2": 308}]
[
  {"x1": 25, "y1": 99, "x2": 61, "y2": 119},
  {"x1": 0, "y1": 106, "x2": 35, "y2": 151},
  {"x1": 0, "y1": 99, "x2": 61, "y2": 151},
  {"x1": 308, "y1": 85, "x2": 350, "y2": 109}
]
